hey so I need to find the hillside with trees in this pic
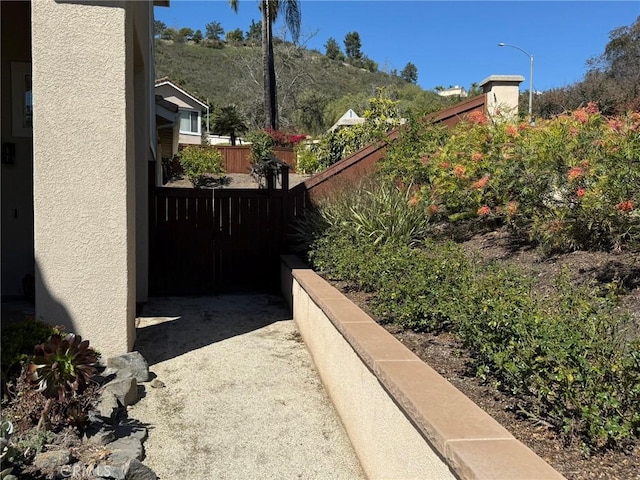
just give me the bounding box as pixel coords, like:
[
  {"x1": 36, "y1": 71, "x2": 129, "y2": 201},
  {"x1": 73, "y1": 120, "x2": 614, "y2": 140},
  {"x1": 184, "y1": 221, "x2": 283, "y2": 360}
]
[{"x1": 154, "y1": 29, "x2": 457, "y2": 135}]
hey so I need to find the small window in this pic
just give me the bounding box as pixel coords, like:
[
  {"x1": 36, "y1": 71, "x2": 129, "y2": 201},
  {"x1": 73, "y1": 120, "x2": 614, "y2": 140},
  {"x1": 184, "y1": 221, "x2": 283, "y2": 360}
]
[{"x1": 179, "y1": 110, "x2": 200, "y2": 135}]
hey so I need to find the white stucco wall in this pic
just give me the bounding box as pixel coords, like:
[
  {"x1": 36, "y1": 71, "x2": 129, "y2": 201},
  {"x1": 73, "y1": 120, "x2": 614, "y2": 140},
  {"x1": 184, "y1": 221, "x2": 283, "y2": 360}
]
[{"x1": 31, "y1": 0, "x2": 139, "y2": 355}]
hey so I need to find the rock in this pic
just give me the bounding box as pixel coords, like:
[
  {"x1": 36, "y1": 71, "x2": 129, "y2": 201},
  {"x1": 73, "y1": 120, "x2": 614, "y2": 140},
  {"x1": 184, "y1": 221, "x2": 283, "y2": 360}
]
[
  {"x1": 95, "y1": 391, "x2": 121, "y2": 418},
  {"x1": 108, "y1": 436, "x2": 144, "y2": 465},
  {"x1": 125, "y1": 459, "x2": 157, "y2": 480},
  {"x1": 84, "y1": 426, "x2": 116, "y2": 446},
  {"x1": 103, "y1": 374, "x2": 138, "y2": 406},
  {"x1": 113, "y1": 422, "x2": 147, "y2": 443},
  {"x1": 149, "y1": 378, "x2": 165, "y2": 388},
  {"x1": 94, "y1": 463, "x2": 126, "y2": 480},
  {"x1": 33, "y1": 449, "x2": 70, "y2": 470},
  {"x1": 107, "y1": 352, "x2": 150, "y2": 382}
]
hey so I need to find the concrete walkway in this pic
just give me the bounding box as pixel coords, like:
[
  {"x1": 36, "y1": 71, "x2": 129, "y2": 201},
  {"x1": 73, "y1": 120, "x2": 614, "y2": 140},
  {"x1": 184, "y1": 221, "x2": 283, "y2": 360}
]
[{"x1": 128, "y1": 294, "x2": 364, "y2": 480}]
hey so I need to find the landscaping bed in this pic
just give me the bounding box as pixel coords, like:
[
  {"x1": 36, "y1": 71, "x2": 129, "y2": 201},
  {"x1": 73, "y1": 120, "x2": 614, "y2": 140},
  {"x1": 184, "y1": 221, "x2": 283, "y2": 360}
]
[{"x1": 326, "y1": 226, "x2": 639, "y2": 480}]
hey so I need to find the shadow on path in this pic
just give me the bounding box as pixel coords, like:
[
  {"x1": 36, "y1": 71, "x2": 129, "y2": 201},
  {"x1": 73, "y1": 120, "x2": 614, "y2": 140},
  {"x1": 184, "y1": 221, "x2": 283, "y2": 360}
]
[{"x1": 134, "y1": 293, "x2": 291, "y2": 366}]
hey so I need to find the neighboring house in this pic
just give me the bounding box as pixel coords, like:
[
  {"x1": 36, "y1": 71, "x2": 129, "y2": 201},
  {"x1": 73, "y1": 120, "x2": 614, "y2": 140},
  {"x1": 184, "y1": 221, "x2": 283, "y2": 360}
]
[
  {"x1": 438, "y1": 86, "x2": 468, "y2": 98},
  {"x1": 154, "y1": 93, "x2": 180, "y2": 185},
  {"x1": 1, "y1": 0, "x2": 165, "y2": 356},
  {"x1": 328, "y1": 109, "x2": 365, "y2": 132},
  {"x1": 154, "y1": 78, "x2": 209, "y2": 146}
]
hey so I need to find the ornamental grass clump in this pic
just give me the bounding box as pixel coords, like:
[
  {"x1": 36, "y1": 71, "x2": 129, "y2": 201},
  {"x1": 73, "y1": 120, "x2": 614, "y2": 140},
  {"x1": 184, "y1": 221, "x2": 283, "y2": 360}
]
[{"x1": 295, "y1": 177, "x2": 431, "y2": 255}]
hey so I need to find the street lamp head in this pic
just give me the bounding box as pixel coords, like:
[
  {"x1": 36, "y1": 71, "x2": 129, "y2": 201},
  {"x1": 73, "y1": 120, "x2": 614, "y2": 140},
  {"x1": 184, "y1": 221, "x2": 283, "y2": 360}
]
[{"x1": 498, "y1": 42, "x2": 506, "y2": 47}]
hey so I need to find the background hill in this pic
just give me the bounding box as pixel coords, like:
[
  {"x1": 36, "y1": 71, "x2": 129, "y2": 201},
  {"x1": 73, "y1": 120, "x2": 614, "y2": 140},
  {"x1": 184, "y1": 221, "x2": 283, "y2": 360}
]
[{"x1": 154, "y1": 39, "x2": 459, "y2": 134}]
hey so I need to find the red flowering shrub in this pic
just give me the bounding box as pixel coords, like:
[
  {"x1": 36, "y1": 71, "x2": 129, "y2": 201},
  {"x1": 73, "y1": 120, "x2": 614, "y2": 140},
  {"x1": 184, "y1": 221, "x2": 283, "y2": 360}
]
[
  {"x1": 381, "y1": 106, "x2": 640, "y2": 251},
  {"x1": 471, "y1": 152, "x2": 484, "y2": 162},
  {"x1": 471, "y1": 175, "x2": 490, "y2": 190},
  {"x1": 615, "y1": 200, "x2": 636, "y2": 212},
  {"x1": 477, "y1": 205, "x2": 491, "y2": 216},
  {"x1": 263, "y1": 128, "x2": 306, "y2": 147},
  {"x1": 466, "y1": 110, "x2": 488, "y2": 125}
]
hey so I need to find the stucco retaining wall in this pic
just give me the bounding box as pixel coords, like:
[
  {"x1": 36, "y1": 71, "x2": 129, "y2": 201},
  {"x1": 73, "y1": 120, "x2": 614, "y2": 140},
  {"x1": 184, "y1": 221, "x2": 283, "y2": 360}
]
[{"x1": 281, "y1": 255, "x2": 566, "y2": 480}]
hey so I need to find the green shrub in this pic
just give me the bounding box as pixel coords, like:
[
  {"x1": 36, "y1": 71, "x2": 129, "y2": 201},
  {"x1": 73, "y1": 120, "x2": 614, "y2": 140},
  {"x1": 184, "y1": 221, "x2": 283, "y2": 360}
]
[
  {"x1": 245, "y1": 130, "x2": 275, "y2": 163},
  {"x1": 458, "y1": 269, "x2": 639, "y2": 451},
  {"x1": 379, "y1": 106, "x2": 640, "y2": 252},
  {"x1": 305, "y1": 191, "x2": 639, "y2": 449},
  {"x1": 178, "y1": 146, "x2": 225, "y2": 187},
  {"x1": 161, "y1": 154, "x2": 183, "y2": 180},
  {"x1": 294, "y1": 143, "x2": 321, "y2": 174}
]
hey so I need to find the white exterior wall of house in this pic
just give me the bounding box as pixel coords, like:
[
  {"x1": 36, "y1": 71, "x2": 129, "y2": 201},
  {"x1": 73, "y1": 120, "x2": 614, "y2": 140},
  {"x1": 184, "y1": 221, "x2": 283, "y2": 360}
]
[
  {"x1": 155, "y1": 82, "x2": 206, "y2": 145},
  {"x1": 31, "y1": 0, "x2": 154, "y2": 355}
]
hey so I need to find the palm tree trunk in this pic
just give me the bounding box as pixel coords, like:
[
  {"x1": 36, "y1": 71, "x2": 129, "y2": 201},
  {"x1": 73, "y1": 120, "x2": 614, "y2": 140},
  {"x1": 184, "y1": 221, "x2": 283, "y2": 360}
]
[{"x1": 262, "y1": 0, "x2": 278, "y2": 130}]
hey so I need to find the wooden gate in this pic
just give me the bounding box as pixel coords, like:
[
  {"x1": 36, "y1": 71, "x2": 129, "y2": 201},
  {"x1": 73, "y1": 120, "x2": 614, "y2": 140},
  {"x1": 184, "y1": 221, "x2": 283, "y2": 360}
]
[{"x1": 149, "y1": 187, "x2": 288, "y2": 295}]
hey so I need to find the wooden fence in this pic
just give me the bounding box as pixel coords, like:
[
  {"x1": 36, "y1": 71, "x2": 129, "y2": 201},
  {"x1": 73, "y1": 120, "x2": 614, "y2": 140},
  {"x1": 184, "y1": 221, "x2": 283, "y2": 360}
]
[
  {"x1": 217, "y1": 146, "x2": 296, "y2": 173},
  {"x1": 149, "y1": 186, "x2": 289, "y2": 295},
  {"x1": 289, "y1": 93, "x2": 487, "y2": 205}
]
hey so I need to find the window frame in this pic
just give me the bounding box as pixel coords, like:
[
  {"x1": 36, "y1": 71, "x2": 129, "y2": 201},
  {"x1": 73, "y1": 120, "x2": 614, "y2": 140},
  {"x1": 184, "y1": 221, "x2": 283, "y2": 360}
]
[{"x1": 178, "y1": 109, "x2": 201, "y2": 136}]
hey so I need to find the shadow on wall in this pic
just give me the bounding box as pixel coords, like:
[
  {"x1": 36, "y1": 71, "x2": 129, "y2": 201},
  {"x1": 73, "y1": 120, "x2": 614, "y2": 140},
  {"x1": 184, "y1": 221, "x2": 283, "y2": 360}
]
[
  {"x1": 32, "y1": 260, "x2": 78, "y2": 335},
  {"x1": 133, "y1": 294, "x2": 291, "y2": 366}
]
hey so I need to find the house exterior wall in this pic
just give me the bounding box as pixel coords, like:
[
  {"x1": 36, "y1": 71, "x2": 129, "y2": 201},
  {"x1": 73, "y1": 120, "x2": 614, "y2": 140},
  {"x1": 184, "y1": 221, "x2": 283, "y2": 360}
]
[
  {"x1": 155, "y1": 83, "x2": 204, "y2": 145},
  {"x1": 132, "y1": 1, "x2": 154, "y2": 304},
  {"x1": 31, "y1": 0, "x2": 151, "y2": 355},
  {"x1": 1, "y1": 1, "x2": 34, "y2": 298}
]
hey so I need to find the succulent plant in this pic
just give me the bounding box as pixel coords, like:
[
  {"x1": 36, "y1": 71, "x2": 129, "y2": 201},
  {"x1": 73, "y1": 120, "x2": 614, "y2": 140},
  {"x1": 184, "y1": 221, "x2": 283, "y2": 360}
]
[
  {"x1": 27, "y1": 334, "x2": 98, "y2": 402},
  {"x1": 0, "y1": 420, "x2": 18, "y2": 480}
]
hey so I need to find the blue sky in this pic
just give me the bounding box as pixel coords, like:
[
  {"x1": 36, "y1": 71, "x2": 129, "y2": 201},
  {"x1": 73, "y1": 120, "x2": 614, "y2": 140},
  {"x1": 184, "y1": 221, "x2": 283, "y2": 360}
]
[{"x1": 155, "y1": 1, "x2": 640, "y2": 92}]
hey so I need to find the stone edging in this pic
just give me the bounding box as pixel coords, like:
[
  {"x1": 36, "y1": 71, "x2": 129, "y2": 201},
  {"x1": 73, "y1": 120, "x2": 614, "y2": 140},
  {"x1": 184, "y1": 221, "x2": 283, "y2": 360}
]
[
  {"x1": 32, "y1": 351, "x2": 159, "y2": 480},
  {"x1": 281, "y1": 255, "x2": 566, "y2": 480}
]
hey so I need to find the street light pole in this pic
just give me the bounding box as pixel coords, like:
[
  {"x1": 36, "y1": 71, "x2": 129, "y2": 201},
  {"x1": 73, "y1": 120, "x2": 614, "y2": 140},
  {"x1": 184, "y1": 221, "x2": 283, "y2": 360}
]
[{"x1": 498, "y1": 42, "x2": 534, "y2": 124}]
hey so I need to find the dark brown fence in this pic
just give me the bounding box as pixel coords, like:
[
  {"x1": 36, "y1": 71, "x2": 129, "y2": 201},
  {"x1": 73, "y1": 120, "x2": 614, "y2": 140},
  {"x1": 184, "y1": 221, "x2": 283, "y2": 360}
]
[
  {"x1": 149, "y1": 187, "x2": 289, "y2": 295},
  {"x1": 290, "y1": 93, "x2": 487, "y2": 205},
  {"x1": 216, "y1": 146, "x2": 296, "y2": 173}
]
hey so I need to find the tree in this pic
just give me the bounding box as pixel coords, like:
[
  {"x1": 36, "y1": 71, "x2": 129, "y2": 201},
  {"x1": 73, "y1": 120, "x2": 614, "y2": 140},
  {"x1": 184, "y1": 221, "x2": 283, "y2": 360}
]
[
  {"x1": 161, "y1": 27, "x2": 178, "y2": 41},
  {"x1": 297, "y1": 91, "x2": 329, "y2": 134},
  {"x1": 193, "y1": 29, "x2": 203, "y2": 44},
  {"x1": 225, "y1": 28, "x2": 244, "y2": 43},
  {"x1": 400, "y1": 62, "x2": 418, "y2": 84},
  {"x1": 344, "y1": 31, "x2": 362, "y2": 62},
  {"x1": 154, "y1": 20, "x2": 166, "y2": 38},
  {"x1": 588, "y1": 16, "x2": 640, "y2": 112},
  {"x1": 205, "y1": 21, "x2": 224, "y2": 41},
  {"x1": 362, "y1": 56, "x2": 378, "y2": 73},
  {"x1": 176, "y1": 27, "x2": 194, "y2": 43},
  {"x1": 229, "y1": 0, "x2": 302, "y2": 130},
  {"x1": 211, "y1": 105, "x2": 249, "y2": 146},
  {"x1": 532, "y1": 16, "x2": 640, "y2": 117},
  {"x1": 324, "y1": 37, "x2": 344, "y2": 61},
  {"x1": 246, "y1": 19, "x2": 262, "y2": 43}
]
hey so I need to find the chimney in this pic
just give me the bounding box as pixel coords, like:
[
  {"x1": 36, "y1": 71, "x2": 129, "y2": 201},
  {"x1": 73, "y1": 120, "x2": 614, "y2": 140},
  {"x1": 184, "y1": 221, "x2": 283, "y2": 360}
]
[{"x1": 479, "y1": 75, "x2": 524, "y2": 120}]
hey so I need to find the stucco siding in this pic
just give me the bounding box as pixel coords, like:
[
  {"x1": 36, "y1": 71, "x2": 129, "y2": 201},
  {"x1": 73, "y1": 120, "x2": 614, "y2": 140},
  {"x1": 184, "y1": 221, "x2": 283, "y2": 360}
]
[{"x1": 32, "y1": 0, "x2": 135, "y2": 355}]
